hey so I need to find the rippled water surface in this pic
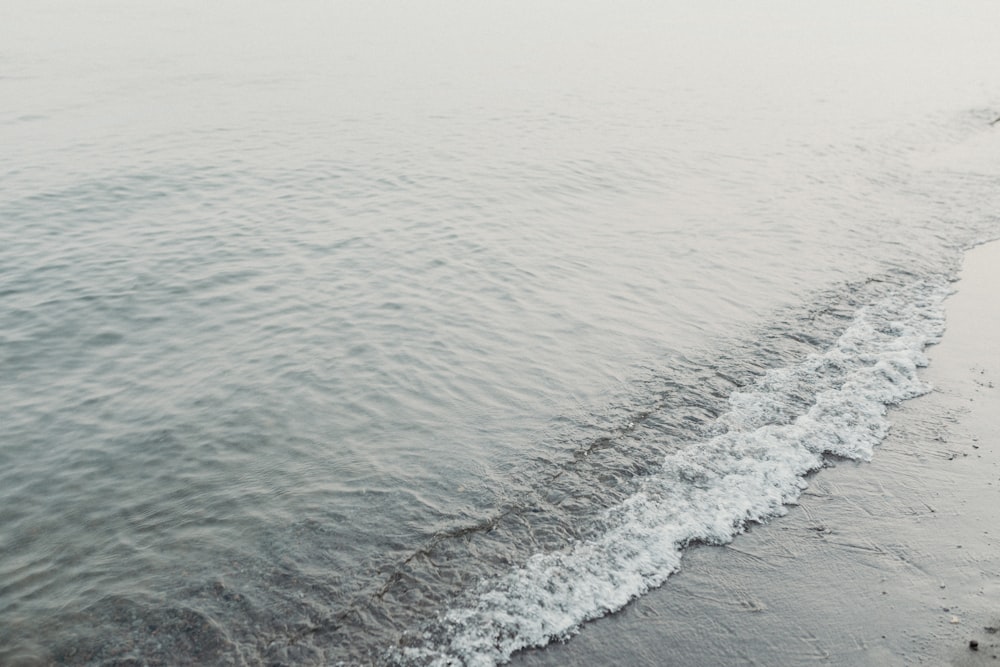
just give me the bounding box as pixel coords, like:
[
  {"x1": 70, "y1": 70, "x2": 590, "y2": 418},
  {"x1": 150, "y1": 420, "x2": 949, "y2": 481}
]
[{"x1": 2, "y1": 1, "x2": 1000, "y2": 664}]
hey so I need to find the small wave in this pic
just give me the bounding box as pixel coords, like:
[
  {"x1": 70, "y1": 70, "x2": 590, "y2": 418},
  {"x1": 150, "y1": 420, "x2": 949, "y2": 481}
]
[{"x1": 388, "y1": 277, "x2": 950, "y2": 666}]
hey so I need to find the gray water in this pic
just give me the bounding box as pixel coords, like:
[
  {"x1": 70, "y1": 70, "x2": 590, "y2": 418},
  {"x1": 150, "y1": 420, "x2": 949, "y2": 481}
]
[{"x1": 2, "y1": 1, "x2": 999, "y2": 664}]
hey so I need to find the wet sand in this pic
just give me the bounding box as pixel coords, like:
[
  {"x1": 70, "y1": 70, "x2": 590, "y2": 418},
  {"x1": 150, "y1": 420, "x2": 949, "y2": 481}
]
[{"x1": 513, "y1": 241, "x2": 1000, "y2": 666}]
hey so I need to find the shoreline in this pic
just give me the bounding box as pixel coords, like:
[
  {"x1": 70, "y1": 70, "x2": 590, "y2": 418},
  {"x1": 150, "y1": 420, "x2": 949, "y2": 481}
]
[{"x1": 513, "y1": 241, "x2": 1000, "y2": 666}]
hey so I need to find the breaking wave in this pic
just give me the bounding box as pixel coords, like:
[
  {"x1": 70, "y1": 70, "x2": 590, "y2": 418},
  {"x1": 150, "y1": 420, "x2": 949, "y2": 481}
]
[{"x1": 389, "y1": 277, "x2": 951, "y2": 666}]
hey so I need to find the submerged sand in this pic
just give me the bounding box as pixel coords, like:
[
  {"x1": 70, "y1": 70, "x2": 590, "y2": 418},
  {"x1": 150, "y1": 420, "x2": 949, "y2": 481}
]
[{"x1": 513, "y1": 241, "x2": 1000, "y2": 666}]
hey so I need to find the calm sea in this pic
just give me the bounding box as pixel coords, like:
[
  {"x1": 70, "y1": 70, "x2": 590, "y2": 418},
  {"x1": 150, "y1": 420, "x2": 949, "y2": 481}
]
[{"x1": 2, "y1": 1, "x2": 999, "y2": 664}]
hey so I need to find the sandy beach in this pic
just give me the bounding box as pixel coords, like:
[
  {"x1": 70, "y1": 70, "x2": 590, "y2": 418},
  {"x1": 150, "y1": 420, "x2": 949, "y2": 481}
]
[
  {"x1": 4, "y1": 6, "x2": 1000, "y2": 663},
  {"x1": 513, "y1": 240, "x2": 1000, "y2": 667}
]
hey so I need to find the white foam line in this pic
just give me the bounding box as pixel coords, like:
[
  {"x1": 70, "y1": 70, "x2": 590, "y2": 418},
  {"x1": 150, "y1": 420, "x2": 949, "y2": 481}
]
[{"x1": 391, "y1": 278, "x2": 950, "y2": 667}]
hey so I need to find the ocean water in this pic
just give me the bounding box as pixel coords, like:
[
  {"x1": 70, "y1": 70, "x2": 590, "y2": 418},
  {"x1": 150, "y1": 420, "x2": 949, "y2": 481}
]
[{"x1": 2, "y1": 1, "x2": 999, "y2": 664}]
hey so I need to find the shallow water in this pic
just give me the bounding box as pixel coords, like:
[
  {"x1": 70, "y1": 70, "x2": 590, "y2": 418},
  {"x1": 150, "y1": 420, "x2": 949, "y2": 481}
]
[{"x1": 2, "y1": 1, "x2": 1000, "y2": 664}]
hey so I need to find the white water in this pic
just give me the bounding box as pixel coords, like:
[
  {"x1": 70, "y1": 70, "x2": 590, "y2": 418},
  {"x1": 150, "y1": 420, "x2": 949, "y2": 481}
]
[{"x1": 395, "y1": 279, "x2": 950, "y2": 665}]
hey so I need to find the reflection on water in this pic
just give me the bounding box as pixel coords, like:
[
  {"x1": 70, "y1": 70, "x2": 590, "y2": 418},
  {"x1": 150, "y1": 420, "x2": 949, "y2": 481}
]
[{"x1": 1, "y1": 1, "x2": 999, "y2": 663}]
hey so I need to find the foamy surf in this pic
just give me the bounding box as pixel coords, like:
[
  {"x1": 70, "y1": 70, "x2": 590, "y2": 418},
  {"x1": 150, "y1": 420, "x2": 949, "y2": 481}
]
[{"x1": 388, "y1": 278, "x2": 951, "y2": 667}]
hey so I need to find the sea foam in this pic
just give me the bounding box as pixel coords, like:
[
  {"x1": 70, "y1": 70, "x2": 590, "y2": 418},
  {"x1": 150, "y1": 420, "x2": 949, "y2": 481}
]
[{"x1": 390, "y1": 278, "x2": 950, "y2": 666}]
